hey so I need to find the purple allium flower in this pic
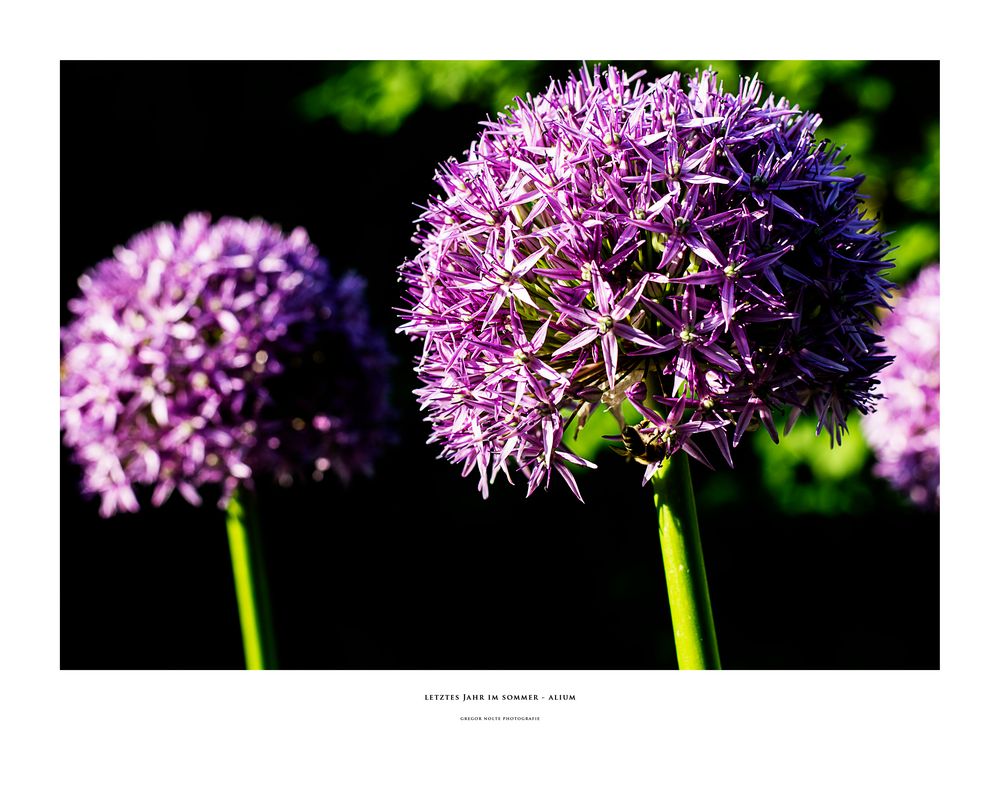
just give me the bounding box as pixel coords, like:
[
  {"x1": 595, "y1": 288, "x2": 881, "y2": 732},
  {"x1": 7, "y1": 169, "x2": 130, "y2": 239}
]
[
  {"x1": 61, "y1": 213, "x2": 393, "y2": 517},
  {"x1": 862, "y1": 264, "x2": 940, "y2": 509},
  {"x1": 398, "y1": 65, "x2": 893, "y2": 499}
]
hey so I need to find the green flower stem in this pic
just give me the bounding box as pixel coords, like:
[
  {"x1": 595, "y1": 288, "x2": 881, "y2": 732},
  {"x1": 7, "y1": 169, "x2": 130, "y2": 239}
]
[
  {"x1": 225, "y1": 488, "x2": 278, "y2": 670},
  {"x1": 651, "y1": 452, "x2": 721, "y2": 670}
]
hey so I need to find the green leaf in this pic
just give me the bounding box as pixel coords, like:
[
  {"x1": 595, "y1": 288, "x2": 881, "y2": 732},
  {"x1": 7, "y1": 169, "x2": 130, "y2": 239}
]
[
  {"x1": 889, "y1": 223, "x2": 939, "y2": 283},
  {"x1": 752, "y1": 413, "x2": 873, "y2": 515}
]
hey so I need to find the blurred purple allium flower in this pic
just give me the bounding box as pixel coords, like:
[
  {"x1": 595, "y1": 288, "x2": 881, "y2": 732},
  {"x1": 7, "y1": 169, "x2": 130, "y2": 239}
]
[
  {"x1": 862, "y1": 265, "x2": 940, "y2": 509},
  {"x1": 398, "y1": 65, "x2": 893, "y2": 500},
  {"x1": 61, "y1": 213, "x2": 393, "y2": 517}
]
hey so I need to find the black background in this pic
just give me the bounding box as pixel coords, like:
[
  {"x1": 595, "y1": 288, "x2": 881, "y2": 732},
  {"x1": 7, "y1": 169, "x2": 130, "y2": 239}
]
[{"x1": 61, "y1": 61, "x2": 939, "y2": 669}]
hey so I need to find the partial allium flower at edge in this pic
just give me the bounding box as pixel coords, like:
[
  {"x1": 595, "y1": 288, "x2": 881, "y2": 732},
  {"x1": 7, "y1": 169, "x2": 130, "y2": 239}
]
[
  {"x1": 862, "y1": 264, "x2": 940, "y2": 509},
  {"x1": 398, "y1": 65, "x2": 893, "y2": 500},
  {"x1": 61, "y1": 213, "x2": 394, "y2": 517}
]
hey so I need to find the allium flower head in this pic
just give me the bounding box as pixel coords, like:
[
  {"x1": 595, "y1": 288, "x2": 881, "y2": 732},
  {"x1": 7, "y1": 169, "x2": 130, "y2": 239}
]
[
  {"x1": 399, "y1": 65, "x2": 893, "y2": 499},
  {"x1": 862, "y1": 264, "x2": 940, "y2": 509},
  {"x1": 61, "y1": 213, "x2": 393, "y2": 516}
]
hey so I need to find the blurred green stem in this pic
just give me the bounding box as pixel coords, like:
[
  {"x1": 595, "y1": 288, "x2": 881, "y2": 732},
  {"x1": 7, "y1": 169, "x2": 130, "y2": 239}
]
[
  {"x1": 226, "y1": 488, "x2": 277, "y2": 670},
  {"x1": 651, "y1": 452, "x2": 721, "y2": 670}
]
